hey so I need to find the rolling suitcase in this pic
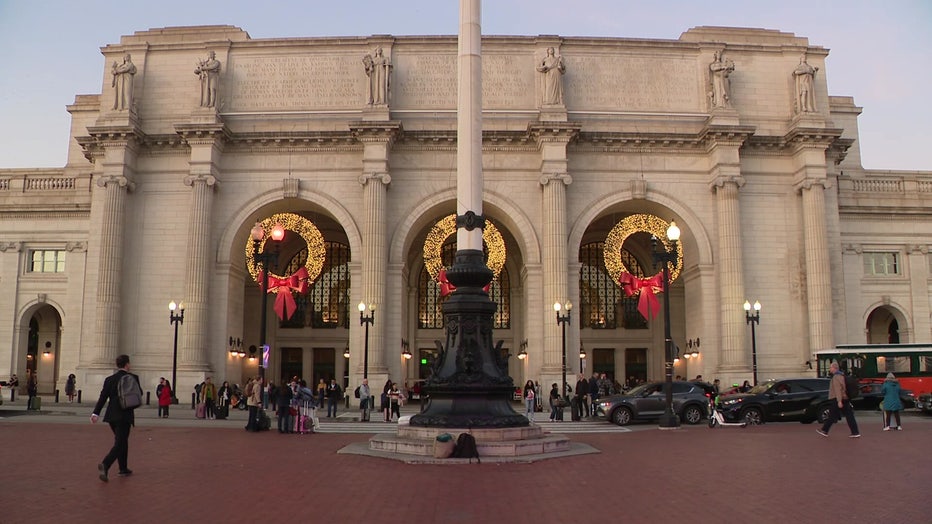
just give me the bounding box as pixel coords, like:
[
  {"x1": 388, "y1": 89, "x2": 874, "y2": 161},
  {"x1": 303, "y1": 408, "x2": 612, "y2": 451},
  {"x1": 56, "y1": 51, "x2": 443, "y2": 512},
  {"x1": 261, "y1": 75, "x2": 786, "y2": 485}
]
[
  {"x1": 216, "y1": 404, "x2": 229, "y2": 420},
  {"x1": 196, "y1": 403, "x2": 206, "y2": 419},
  {"x1": 258, "y1": 409, "x2": 271, "y2": 431},
  {"x1": 571, "y1": 397, "x2": 581, "y2": 421}
]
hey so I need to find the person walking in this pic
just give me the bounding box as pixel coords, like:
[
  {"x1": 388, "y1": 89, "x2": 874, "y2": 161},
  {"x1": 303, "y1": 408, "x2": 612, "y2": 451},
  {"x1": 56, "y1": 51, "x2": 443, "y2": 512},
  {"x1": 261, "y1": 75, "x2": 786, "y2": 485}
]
[
  {"x1": 881, "y1": 372, "x2": 904, "y2": 431},
  {"x1": 588, "y1": 373, "x2": 600, "y2": 417},
  {"x1": 382, "y1": 379, "x2": 393, "y2": 421},
  {"x1": 90, "y1": 354, "x2": 140, "y2": 481},
  {"x1": 157, "y1": 378, "x2": 172, "y2": 418},
  {"x1": 817, "y1": 362, "x2": 860, "y2": 438},
  {"x1": 358, "y1": 378, "x2": 371, "y2": 422},
  {"x1": 523, "y1": 380, "x2": 536, "y2": 422},
  {"x1": 326, "y1": 378, "x2": 342, "y2": 418}
]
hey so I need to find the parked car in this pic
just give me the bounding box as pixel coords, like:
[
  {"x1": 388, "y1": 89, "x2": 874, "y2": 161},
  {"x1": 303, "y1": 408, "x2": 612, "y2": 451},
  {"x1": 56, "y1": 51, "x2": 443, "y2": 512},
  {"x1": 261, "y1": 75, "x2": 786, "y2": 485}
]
[
  {"x1": 915, "y1": 393, "x2": 932, "y2": 414},
  {"x1": 718, "y1": 378, "x2": 832, "y2": 425},
  {"x1": 851, "y1": 381, "x2": 915, "y2": 411},
  {"x1": 596, "y1": 380, "x2": 712, "y2": 425}
]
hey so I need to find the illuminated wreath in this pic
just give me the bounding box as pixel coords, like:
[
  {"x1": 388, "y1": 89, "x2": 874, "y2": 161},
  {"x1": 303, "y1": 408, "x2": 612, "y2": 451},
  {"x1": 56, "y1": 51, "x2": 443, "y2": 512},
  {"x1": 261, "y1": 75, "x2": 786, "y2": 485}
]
[
  {"x1": 604, "y1": 213, "x2": 683, "y2": 290},
  {"x1": 423, "y1": 214, "x2": 506, "y2": 280},
  {"x1": 245, "y1": 213, "x2": 325, "y2": 292}
]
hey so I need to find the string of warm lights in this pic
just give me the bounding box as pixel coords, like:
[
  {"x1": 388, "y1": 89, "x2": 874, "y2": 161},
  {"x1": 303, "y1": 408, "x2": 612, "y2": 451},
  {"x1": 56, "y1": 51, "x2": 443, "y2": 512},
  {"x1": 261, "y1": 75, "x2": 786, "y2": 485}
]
[
  {"x1": 603, "y1": 213, "x2": 683, "y2": 290},
  {"x1": 245, "y1": 212, "x2": 326, "y2": 290},
  {"x1": 423, "y1": 214, "x2": 506, "y2": 280}
]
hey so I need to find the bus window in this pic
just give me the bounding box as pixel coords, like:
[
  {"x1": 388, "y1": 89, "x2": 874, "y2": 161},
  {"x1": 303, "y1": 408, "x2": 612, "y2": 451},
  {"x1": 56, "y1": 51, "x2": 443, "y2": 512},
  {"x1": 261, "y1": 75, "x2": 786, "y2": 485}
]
[
  {"x1": 921, "y1": 356, "x2": 932, "y2": 373},
  {"x1": 876, "y1": 356, "x2": 911, "y2": 374}
]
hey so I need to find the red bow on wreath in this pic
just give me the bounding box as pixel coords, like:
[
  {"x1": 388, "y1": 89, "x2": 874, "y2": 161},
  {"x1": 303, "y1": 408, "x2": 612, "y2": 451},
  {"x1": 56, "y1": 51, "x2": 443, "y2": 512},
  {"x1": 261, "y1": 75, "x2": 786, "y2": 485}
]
[
  {"x1": 259, "y1": 266, "x2": 309, "y2": 320},
  {"x1": 618, "y1": 272, "x2": 665, "y2": 321},
  {"x1": 437, "y1": 268, "x2": 491, "y2": 297}
]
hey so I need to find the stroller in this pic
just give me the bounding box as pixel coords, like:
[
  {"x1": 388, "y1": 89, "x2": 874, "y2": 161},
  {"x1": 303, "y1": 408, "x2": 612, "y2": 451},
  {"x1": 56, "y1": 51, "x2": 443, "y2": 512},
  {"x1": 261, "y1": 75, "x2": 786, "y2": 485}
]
[{"x1": 707, "y1": 395, "x2": 747, "y2": 428}]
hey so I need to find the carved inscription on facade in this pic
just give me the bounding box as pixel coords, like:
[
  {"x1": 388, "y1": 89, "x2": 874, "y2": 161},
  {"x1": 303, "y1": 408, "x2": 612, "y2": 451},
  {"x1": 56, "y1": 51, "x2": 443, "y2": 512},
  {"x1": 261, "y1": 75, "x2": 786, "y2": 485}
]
[
  {"x1": 229, "y1": 55, "x2": 362, "y2": 111},
  {"x1": 395, "y1": 54, "x2": 456, "y2": 108},
  {"x1": 394, "y1": 54, "x2": 534, "y2": 109},
  {"x1": 566, "y1": 56, "x2": 699, "y2": 111}
]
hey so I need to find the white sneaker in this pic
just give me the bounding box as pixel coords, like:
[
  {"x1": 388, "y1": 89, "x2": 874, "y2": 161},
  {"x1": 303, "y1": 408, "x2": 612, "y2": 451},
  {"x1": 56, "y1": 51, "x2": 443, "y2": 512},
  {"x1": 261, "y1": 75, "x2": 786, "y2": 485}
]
[
  {"x1": 896, "y1": 426, "x2": 903, "y2": 431},
  {"x1": 883, "y1": 426, "x2": 892, "y2": 431}
]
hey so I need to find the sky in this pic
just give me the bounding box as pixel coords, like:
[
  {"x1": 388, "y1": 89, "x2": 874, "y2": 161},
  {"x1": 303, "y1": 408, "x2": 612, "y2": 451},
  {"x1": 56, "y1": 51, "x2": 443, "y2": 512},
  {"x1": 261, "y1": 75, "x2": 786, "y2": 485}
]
[{"x1": 1, "y1": 0, "x2": 930, "y2": 170}]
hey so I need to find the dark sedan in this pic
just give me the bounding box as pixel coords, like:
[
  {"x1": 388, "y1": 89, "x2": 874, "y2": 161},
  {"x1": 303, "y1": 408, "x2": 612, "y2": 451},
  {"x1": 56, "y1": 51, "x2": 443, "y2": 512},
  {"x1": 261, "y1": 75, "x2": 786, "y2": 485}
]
[
  {"x1": 851, "y1": 381, "x2": 915, "y2": 411},
  {"x1": 596, "y1": 381, "x2": 711, "y2": 426},
  {"x1": 718, "y1": 378, "x2": 831, "y2": 425}
]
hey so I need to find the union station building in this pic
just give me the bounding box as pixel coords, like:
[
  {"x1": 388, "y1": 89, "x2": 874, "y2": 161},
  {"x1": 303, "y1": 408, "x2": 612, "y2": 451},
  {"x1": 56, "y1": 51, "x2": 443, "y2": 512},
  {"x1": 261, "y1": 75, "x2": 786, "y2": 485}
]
[{"x1": 2, "y1": 25, "x2": 930, "y2": 398}]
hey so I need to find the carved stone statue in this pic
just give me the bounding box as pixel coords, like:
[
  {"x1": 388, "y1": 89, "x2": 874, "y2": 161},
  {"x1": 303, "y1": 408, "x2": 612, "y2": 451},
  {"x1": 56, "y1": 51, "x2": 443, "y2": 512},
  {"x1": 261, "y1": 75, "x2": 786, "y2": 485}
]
[
  {"x1": 364, "y1": 46, "x2": 392, "y2": 105},
  {"x1": 793, "y1": 55, "x2": 818, "y2": 113},
  {"x1": 709, "y1": 51, "x2": 735, "y2": 109},
  {"x1": 536, "y1": 47, "x2": 566, "y2": 105},
  {"x1": 195, "y1": 51, "x2": 221, "y2": 108},
  {"x1": 111, "y1": 53, "x2": 137, "y2": 111}
]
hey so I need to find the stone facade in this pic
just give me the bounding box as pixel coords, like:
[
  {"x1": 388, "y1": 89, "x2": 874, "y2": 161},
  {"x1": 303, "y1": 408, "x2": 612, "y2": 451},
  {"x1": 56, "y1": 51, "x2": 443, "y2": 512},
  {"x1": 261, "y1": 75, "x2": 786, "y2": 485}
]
[{"x1": 1, "y1": 25, "x2": 930, "y2": 399}]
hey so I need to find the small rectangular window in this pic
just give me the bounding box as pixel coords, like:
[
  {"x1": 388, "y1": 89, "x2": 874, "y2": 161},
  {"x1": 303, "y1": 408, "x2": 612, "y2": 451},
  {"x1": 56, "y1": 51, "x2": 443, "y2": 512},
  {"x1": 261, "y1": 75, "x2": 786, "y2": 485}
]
[
  {"x1": 28, "y1": 250, "x2": 66, "y2": 273},
  {"x1": 876, "y1": 356, "x2": 911, "y2": 374},
  {"x1": 863, "y1": 252, "x2": 899, "y2": 276}
]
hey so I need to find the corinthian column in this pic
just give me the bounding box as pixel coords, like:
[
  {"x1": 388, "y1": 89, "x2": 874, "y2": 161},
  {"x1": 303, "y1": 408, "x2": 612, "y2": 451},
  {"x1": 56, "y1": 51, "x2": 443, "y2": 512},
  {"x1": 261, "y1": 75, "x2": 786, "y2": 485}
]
[
  {"x1": 359, "y1": 171, "x2": 391, "y2": 375},
  {"x1": 540, "y1": 172, "x2": 572, "y2": 375},
  {"x1": 94, "y1": 175, "x2": 133, "y2": 365},
  {"x1": 712, "y1": 177, "x2": 746, "y2": 371},
  {"x1": 799, "y1": 180, "x2": 833, "y2": 351},
  {"x1": 180, "y1": 173, "x2": 217, "y2": 369}
]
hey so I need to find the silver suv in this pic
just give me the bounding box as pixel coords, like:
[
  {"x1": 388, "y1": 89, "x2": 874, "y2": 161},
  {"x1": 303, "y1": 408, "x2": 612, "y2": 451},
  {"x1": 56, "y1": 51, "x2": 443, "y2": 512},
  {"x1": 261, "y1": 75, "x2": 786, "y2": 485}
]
[{"x1": 596, "y1": 381, "x2": 712, "y2": 425}]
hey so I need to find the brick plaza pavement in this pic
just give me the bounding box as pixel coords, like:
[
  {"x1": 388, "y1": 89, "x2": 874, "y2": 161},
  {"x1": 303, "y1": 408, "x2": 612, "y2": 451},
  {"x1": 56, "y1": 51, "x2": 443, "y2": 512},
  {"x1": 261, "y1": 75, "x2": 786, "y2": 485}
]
[{"x1": 1, "y1": 404, "x2": 929, "y2": 524}]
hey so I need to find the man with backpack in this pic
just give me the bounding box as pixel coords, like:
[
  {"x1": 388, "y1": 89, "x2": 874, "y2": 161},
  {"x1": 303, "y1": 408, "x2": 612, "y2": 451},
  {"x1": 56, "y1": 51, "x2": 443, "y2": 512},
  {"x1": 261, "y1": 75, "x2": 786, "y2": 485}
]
[
  {"x1": 817, "y1": 362, "x2": 860, "y2": 438},
  {"x1": 90, "y1": 354, "x2": 142, "y2": 481}
]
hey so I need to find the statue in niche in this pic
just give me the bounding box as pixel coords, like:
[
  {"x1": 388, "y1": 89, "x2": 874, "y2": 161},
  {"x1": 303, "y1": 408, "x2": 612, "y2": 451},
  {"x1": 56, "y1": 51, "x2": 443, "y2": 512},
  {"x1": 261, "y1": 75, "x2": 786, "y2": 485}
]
[
  {"x1": 793, "y1": 54, "x2": 818, "y2": 113},
  {"x1": 195, "y1": 50, "x2": 221, "y2": 108},
  {"x1": 111, "y1": 53, "x2": 137, "y2": 111},
  {"x1": 709, "y1": 51, "x2": 735, "y2": 109},
  {"x1": 536, "y1": 47, "x2": 566, "y2": 105},
  {"x1": 364, "y1": 46, "x2": 392, "y2": 105}
]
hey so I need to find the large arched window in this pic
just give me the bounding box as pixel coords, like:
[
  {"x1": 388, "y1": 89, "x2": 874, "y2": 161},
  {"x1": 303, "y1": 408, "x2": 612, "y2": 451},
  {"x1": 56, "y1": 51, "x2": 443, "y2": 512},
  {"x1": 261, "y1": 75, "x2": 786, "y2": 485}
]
[
  {"x1": 280, "y1": 241, "x2": 351, "y2": 329},
  {"x1": 579, "y1": 241, "x2": 648, "y2": 329},
  {"x1": 418, "y1": 242, "x2": 510, "y2": 329}
]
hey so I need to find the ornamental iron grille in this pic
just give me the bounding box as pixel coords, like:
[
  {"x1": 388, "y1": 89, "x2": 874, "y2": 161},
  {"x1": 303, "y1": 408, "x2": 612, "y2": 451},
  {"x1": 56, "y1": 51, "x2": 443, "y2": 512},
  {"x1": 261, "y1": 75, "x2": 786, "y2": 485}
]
[
  {"x1": 579, "y1": 242, "x2": 648, "y2": 330},
  {"x1": 418, "y1": 242, "x2": 510, "y2": 329},
  {"x1": 279, "y1": 241, "x2": 350, "y2": 329}
]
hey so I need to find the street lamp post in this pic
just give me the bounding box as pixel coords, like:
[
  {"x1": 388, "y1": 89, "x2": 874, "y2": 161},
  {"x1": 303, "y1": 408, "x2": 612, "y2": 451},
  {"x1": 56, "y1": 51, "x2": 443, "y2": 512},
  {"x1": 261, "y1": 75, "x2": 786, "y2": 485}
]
[
  {"x1": 358, "y1": 302, "x2": 375, "y2": 379},
  {"x1": 168, "y1": 301, "x2": 184, "y2": 404},
  {"x1": 744, "y1": 300, "x2": 761, "y2": 385},
  {"x1": 402, "y1": 338, "x2": 412, "y2": 385},
  {"x1": 251, "y1": 221, "x2": 285, "y2": 387},
  {"x1": 554, "y1": 302, "x2": 572, "y2": 400},
  {"x1": 653, "y1": 220, "x2": 681, "y2": 429}
]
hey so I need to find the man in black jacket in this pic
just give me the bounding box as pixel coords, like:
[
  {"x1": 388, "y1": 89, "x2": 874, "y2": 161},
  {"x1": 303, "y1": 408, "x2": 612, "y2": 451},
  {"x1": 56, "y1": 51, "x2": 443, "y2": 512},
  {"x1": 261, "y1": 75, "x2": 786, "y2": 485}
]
[
  {"x1": 90, "y1": 354, "x2": 139, "y2": 482},
  {"x1": 575, "y1": 373, "x2": 590, "y2": 420}
]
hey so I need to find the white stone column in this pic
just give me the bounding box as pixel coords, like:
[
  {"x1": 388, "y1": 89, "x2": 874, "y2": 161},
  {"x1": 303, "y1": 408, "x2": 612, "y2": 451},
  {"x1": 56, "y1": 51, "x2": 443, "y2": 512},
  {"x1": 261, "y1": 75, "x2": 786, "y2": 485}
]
[
  {"x1": 799, "y1": 180, "x2": 834, "y2": 352},
  {"x1": 540, "y1": 172, "x2": 571, "y2": 375},
  {"x1": 180, "y1": 173, "x2": 217, "y2": 369},
  {"x1": 711, "y1": 177, "x2": 746, "y2": 371},
  {"x1": 907, "y1": 245, "x2": 931, "y2": 342},
  {"x1": 175, "y1": 124, "x2": 225, "y2": 372},
  {"x1": 359, "y1": 171, "x2": 390, "y2": 375},
  {"x1": 94, "y1": 174, "x2": 132, "y2": 365}
]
